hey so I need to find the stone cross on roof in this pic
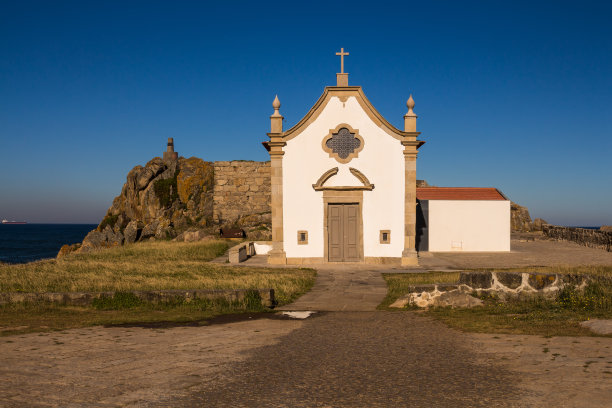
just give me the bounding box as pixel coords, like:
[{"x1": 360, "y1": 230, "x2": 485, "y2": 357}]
[{"x1": 335, "y1": 47, "x2": 349, "y2": 73}]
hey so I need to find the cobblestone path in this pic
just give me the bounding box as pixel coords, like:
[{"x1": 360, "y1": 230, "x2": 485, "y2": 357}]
[{"x1": 181, "y1": 312, "x2": 522, "y2": 407}]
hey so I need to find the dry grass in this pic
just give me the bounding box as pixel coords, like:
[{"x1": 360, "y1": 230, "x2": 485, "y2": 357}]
[
  {"x1": 0, "y1": 240, "x2": 316, "y2": 335},
  {"x1": 484, "y1": 265, "x2": 612, "y2": 277},
  {"x1": 428, "y1": 307, "x2": 602, "y2": 337},
  {"x1": 0, "y1": 304, "x2": 219, "y2": 336},
  {"x1": 0, "y1": 240, "x2": 316, "y2": 304}
]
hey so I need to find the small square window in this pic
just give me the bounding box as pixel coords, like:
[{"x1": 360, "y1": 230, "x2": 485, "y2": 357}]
[
  {"x1": 297, "y1": 230, "x2": 308, "y2": 245},
  {"x1": 380, "y1": 230, "x2": 391, "y2": 244}
]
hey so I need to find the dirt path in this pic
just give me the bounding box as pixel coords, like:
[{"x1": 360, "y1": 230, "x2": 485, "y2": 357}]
[
  {"x1": 472, "y1": 332, "x2": 612, "y2": 408},
  {"x1": 0, "y1": 316, "x2": 303, "y2": 407}
]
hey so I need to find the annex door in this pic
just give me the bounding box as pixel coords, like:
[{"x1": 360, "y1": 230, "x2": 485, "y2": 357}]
[{"x1": 328, "y1": 204, "x2": 361, "y2": 262}]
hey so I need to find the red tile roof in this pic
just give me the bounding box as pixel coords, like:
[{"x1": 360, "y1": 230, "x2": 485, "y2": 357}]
[{"x1": 416, "y1": 187, "x2": 507, "y2": 201}]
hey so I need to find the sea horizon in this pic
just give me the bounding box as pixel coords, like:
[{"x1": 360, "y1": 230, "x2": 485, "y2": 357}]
[{"x1": 0, "y1": 223, "x2": 97, "y2": 264}]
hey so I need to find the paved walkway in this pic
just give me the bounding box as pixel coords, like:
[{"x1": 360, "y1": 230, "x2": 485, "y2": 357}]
[
  {"x1": 180, "y1": 312, "x2": 522, "y2": 408},
  {"x1": 419, "y1": 236, "x2": 612, "y2": 269},
  {"x1": 278, "y1": 266, "x2": 390, "y2": 311}
]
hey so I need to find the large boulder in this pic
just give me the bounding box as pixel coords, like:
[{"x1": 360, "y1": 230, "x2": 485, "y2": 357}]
[
  {"x1": 123, "y1": 220, "x2": 140, "y2": 244},
  {"x1": 141, "y1": 220, "x2": 160, "y2": 240},
  {"x1": 57, "y1": 243, "x2": 81, "y2": 258}
]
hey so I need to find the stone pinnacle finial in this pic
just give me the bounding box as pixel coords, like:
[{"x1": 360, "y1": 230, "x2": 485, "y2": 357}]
[
  {"x1": 404, "y1": 94, "x2": 417, "y2": 132},
  {"x1": 272, "y1": 95, "x2": 281, "y2": 116},
  {"x1": 270, "y1": 95, "x2": 283, "y2": 133},
  {"x1": 406, "y1": 94, "x2": 415, "y2": 115}
]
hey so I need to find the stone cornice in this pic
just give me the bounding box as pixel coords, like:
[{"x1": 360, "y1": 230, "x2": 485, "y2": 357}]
[{"x1": 277, "y1": 86, "x2": 424, "y2": 143}]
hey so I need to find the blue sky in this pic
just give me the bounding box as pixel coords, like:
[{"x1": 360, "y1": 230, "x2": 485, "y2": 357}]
[{"x1": 1, "y1": 1, "x2": 610, "y2": 225}]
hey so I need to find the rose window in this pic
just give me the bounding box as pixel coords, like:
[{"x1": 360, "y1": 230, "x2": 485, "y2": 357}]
[{"x1": 325, "y1": 128, "x2": 361, "y2": 159}]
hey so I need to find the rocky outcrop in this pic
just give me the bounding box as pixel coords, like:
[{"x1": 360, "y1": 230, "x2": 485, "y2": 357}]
[
  {"x1": 69, "y1": 156, "x2": 273, "y2": 255},
  {"x1": 75, "y1": 157, "x2": 216, "y2": 253},
  {"x1": 511, "y1": 202, "x2": 532, "y2": 232},
  {"x1": 511, "y1": 202, "x2": 547, "y2": 232}
]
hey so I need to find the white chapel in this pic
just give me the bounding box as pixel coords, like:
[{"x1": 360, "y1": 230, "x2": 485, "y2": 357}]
[{"x1": 263, "y1": 49, "x2": 510, "y2": 266}]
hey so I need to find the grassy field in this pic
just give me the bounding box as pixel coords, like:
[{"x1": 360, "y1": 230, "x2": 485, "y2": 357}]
[
  {"x1": 0, "y1": 240, "x2": 316, "y2": 336},
  {"x1": 381, "y1": 266, "x2": 612, "y2": 337}
]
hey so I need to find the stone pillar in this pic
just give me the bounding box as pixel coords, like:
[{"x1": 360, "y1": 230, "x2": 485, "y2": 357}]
[
  {"x1": 402, "y1": 95, "x2": 419, "y2": 266},
  {"x1": 336, "y1": 73, "x2": 348, "y2": 86},
  {"x1": 401, "y1": 150, "x2": 418, "y2": 266},
  {"x1": 268, "y1": 96, "x2": 287, "y2": 264},
  {"x1": 163, "y1": 138, "x2": 178, "y2": 162}
]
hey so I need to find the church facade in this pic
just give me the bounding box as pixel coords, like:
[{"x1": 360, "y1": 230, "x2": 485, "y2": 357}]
[{"x1": 264, "y1": 50, "x2": 423, "y2": 266}]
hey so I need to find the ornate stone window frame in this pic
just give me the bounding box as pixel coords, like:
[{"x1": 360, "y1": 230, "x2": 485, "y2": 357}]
[{"x1": 322, "y1": 123, "x2": 364, "y2": 164}]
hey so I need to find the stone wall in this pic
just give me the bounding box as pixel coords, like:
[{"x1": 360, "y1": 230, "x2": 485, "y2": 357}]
[
  {"x1": 390, "y1": 271, "x2": 605, "y2": 308},
  {"x1": 543, "y1": 225, "x2": 611, "y2": 252},
  {"x1": 0, "y1": 288, "x2": 276, "y2": 308},
  {"x1": 213, "y1": 161, "x2": 271, "y2": 235}
]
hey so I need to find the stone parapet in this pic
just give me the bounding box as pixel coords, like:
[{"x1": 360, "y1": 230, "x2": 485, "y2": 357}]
[{"x1": 543, "y1": 225, "x2": 612, "y2": 252}]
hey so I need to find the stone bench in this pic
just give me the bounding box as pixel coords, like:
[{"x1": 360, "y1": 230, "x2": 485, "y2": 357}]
[{"x1": 228, "y1": 241, "x2": 273, "y2": 264}]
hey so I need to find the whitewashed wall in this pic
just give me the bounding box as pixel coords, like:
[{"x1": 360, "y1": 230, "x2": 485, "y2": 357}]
[
  {"x1": 282, "y1": 95, "x2": 405, "y2": 259},
  {"x1": 427, "y1": 200, "x2": 510, "y2": 252}
]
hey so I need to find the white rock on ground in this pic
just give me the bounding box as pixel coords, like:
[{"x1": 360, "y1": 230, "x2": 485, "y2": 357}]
[{"x1": 579, "y1": 319, "x2": 612, "y2": 335}]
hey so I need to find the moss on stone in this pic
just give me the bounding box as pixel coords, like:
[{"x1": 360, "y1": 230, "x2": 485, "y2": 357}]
[
  {"x1": 154, "y1": 171, "x2": 179, "y2": 208},
  {"x1": 99, "y1": 214, "x2": 119, "y2": 231}
]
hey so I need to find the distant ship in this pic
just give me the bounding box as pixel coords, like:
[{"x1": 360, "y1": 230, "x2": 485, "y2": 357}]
[{"x1": 1, "y1": 219, "x2": 26, "y2": 224}]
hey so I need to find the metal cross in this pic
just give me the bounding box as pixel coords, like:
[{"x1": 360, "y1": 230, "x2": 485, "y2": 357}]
[{"x1": 335, "y1": 48, "x2": 349, "y2": 73}]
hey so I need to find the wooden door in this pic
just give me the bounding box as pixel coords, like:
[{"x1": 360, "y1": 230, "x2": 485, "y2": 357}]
[{"x1": 328, "y1": 204, "x2": 361, "y2": 262}]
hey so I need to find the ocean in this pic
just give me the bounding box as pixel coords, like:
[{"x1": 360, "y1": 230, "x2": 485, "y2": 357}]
[{"x1": 0, "y1": 224, "x2": 96, "y2": 264}]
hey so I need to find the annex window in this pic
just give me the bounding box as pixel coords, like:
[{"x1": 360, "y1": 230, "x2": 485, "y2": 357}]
[
  {"x1": 380, "y1": 230, "x2": 390, "y2": 244},
  {"x1": 298, "y1": 230, "x2": 308, "y2": 245}
]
